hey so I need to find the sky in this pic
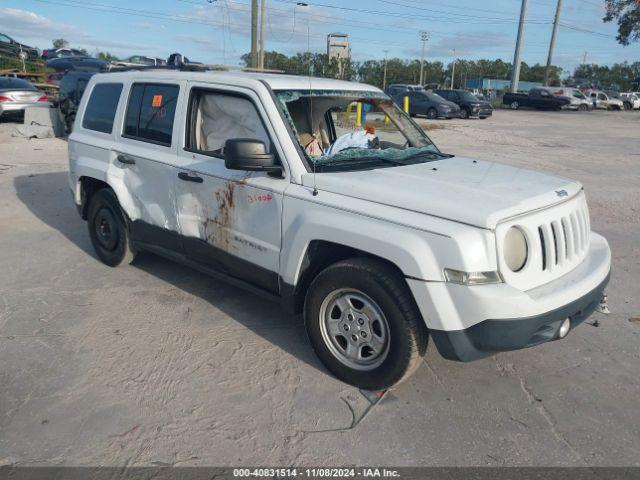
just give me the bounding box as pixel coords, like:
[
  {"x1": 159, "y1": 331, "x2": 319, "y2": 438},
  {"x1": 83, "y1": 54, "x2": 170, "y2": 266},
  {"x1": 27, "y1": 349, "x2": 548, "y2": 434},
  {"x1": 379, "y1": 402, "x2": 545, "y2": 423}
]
[{"x1": 1, "y1": 0, "x2": 639, "y2": 75}]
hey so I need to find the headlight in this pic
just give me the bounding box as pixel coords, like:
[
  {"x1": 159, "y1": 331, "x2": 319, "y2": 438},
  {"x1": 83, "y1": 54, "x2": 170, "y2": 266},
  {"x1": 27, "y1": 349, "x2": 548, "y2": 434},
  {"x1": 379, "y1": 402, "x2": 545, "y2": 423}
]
[
  {"x1": 444, "y1": 269, "x2": 502, "y2": 285},
  {"x1": 504, "y1": 227, "x2": 528, "y2": 272}
]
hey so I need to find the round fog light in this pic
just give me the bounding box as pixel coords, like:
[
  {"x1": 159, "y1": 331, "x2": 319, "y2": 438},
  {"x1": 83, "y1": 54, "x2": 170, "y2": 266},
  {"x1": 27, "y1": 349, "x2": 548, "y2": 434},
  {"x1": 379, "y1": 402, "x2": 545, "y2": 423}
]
[{"x1": 558, "y1": 318, "x2": 571, "y2": 338}]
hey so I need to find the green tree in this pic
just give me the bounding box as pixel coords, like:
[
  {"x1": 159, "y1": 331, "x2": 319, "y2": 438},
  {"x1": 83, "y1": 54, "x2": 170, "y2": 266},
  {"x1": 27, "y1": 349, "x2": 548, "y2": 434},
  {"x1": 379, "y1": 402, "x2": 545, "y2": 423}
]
[
  {"x1": 52, "y1": 38, "x2": 68, "y2": 49},
  {"x1": 604, "y1": 0, "x2": 640, "y2": 45},
  {"x1": 572, "y1": 61, "x2": 640, "y2": 90},
  {"x1": 97, "y1": 51, "x2": 119, "y2": 62}
]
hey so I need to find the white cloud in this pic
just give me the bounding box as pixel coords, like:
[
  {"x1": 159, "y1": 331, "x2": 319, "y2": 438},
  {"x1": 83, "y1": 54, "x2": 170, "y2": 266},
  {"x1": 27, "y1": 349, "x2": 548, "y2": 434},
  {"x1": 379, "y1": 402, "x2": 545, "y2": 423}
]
[{"x1": 0, "y1": 8, "x2": 154, "y2": 55}]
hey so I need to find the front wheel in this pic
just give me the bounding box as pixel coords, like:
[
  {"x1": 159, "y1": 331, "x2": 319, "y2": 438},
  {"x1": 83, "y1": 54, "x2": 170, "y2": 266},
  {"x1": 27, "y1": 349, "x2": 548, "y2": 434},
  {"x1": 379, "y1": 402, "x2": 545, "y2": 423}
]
[
  {"x1": 426, "y1": 107, "x2": 437, "y2": 119},
  {"x1": 87, "y1": 188, "x2": 136, "y2": 267},
  {"x1": 578, "y1": 104, "x2": 588, "y2": 111},
  {"x1": 459, "y1": 108, "x2": 469, "y2": 119},
  {"x1": 304, "y1": 258, "x2": 428, "y2": 390},
  {"x1": 510, "y1": 101, "x2": 519, "y2": 110}
]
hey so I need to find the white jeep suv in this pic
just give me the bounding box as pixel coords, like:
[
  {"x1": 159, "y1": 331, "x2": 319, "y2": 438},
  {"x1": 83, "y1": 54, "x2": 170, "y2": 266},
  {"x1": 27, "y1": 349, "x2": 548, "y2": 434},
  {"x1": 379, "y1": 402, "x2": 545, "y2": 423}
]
[{"x1": 68, "y1": 71, "x2": 611, "y2": 390}]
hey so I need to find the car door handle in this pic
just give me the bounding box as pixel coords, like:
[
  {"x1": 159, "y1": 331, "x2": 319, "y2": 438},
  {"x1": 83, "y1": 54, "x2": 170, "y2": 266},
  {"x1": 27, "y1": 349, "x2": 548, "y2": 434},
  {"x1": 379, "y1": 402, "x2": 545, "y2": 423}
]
[
  {"x1": 116, "y1": 154, "x2": 135, "y2": 165},
  {"x1": 178, "y1": 172, "x2": 203, "y2": 183}
]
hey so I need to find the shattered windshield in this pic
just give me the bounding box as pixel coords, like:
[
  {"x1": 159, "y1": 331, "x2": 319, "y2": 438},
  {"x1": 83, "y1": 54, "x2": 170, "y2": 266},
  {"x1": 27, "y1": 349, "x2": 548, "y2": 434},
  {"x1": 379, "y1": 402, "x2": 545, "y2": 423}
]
[{"x1": 275, "y1": 89, "x2": 442, "y2": 171}]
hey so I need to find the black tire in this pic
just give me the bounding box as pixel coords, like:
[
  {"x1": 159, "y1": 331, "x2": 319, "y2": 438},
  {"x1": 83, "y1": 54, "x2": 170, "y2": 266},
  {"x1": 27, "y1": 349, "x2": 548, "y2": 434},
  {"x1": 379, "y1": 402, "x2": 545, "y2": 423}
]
[
  {"x1": 304, "y1": 258, "x2": 428, "y2": 390},
  {"x1": 578, "y1": 104, "x2": 588, "y2": 111},
  {"x1": 459, "y1": 108, "x2": 469, "y2": 119},
  {"x1": 87, "y1": 188, "x2": 136, "y2": 267},
  {"x1": 479, "y1": 116, "x2": 488, "y2": 119},
  {"x1": 623, "y1": 101, "x2": 632, "y2": 111},
  {"x1": 510, "y1": 101, "x2": 519, "y2": 110},
  {"x1": 426, "y1": 108, "x2": 437, "y2": 119}
]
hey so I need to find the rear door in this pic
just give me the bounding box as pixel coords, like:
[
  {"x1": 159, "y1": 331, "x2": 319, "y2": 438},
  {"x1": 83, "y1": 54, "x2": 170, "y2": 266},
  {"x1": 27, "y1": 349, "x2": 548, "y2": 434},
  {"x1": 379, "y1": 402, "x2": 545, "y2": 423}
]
[
  {"x1": 113, "y1": 80, "x2": 185, "y2": 252},
  {"x1": 174, "y1": 83, "x2": 288, "y2": 293}
]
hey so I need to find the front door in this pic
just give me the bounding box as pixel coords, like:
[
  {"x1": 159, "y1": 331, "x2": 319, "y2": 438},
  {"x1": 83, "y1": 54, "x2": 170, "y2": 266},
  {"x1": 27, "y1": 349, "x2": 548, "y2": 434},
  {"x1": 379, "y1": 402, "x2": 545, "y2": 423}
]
[{"x1": 174, "y1": 84, "x2": 287, "y2": 293}]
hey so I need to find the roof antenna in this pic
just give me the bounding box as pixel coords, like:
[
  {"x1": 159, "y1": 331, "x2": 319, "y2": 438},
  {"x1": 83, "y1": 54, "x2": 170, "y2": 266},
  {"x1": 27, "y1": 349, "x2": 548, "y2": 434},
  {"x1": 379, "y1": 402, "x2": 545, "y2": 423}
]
[{"x1": 306, "y1": 21, "x2": 318, "y2": 197}]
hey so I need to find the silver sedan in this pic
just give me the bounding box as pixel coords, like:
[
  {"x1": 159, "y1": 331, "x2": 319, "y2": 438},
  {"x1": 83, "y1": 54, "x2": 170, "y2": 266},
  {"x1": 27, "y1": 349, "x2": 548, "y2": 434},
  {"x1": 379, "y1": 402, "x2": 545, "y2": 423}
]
[{"x1": 0, "y1": 77, "x2": 51, "y2": 118}]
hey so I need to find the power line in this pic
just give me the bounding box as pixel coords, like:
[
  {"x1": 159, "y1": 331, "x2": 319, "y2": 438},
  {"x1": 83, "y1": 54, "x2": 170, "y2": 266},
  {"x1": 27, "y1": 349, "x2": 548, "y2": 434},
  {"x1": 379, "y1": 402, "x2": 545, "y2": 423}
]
[{"x1": 267, "y1": 0, "x2": 552, "y2": 24}]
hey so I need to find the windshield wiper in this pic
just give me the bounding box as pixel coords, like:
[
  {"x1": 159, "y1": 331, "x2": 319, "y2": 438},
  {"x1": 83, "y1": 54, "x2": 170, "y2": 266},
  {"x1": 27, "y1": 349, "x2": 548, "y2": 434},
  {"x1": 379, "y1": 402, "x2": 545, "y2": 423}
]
[{"x1": 401, "y1": 150, "x2": 452, "y2": 162}]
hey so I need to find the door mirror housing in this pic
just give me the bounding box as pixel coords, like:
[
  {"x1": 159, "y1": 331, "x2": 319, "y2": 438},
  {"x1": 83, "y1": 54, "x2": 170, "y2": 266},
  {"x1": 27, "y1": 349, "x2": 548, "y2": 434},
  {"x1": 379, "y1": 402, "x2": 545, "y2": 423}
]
[{"x1": 224, "y1": 138, "x2": 281, "y2": 173}]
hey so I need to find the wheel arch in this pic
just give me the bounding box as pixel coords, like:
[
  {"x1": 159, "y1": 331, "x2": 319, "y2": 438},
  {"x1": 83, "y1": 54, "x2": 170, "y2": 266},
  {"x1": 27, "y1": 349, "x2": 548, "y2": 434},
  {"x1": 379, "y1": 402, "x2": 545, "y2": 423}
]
[
  {"x1": 281, "y1": 240, "x2": 410, "y2": 314},
  {"x1": 78, "y1": 176, "x2": 111, "y2": 220}
]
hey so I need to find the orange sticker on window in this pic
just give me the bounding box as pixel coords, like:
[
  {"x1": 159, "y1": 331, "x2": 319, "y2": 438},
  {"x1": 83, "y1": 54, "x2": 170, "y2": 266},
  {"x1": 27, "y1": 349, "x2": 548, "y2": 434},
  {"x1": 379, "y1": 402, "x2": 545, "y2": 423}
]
[{"x1": 152, "y1": 95, "x2": 163, "y2": 107}]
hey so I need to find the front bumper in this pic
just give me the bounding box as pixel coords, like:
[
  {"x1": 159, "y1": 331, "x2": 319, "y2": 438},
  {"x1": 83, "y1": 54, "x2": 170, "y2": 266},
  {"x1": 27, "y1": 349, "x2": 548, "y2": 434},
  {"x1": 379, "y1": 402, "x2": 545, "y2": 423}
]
[
  {"x1": 430, "y1": 273, "x2": 609, "y2": 361},
  {"x1": 407, "y1": 232, "x2": 611, "y2": 361},
  {"x1": 473, "y1": 108, "x2": 493, "y2": 117},
  {"x1": 441, "y1": 110, "x2": 461, "y2": 118}
]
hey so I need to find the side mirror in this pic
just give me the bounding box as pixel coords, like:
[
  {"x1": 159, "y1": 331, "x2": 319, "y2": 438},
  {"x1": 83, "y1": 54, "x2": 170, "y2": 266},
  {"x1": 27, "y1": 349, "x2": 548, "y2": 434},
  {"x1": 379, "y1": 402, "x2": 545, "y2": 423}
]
[{"x1": 224, "y1": 138, "x2": 281, "y2": 173}]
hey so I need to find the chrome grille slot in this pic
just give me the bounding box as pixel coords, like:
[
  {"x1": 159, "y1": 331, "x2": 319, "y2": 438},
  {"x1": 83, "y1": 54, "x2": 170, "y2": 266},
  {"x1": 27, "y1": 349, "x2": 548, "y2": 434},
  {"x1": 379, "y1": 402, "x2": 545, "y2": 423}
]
[{"x1": 497, "y1": 191, "x2": 591, "y2": 291}]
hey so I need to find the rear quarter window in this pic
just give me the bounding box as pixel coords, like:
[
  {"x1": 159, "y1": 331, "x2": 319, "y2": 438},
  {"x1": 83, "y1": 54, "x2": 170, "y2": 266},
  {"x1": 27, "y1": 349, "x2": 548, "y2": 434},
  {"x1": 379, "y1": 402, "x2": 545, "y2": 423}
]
[{"x1": 82, "y1": 83, "x2": 123, "y2": 134}]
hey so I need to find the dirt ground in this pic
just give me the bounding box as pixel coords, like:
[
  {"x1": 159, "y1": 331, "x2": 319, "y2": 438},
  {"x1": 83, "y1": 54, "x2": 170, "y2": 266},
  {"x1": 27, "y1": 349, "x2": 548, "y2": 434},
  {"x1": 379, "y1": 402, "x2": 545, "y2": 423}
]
[{"x1": 0, "y1": 109, "x2": 638, "y2": 467}]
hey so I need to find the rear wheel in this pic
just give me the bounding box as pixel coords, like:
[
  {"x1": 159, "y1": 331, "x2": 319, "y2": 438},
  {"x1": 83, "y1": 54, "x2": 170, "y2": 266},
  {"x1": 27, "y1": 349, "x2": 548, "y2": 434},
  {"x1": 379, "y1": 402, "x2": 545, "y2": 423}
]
[
  {"x1": 87, "y1": 188, "x2": 136, "y2": 267},
  {"x1": 304, "y1": 258, "x2": 428, "y2": 390},
  {"x1": 510, "y1": 101, "x2": 519, "y2": 110},
  {"x1": 426, "y1": 107, "x2": 437, "y2": 119},
  {"x1": 578, "y1": 104, "x2": 588, "y2": 111}
]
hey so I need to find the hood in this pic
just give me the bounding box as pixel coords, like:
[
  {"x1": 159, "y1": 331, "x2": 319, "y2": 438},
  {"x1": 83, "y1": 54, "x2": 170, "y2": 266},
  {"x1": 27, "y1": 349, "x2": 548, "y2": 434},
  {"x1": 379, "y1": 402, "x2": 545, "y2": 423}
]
[{"x1": 302, "y1": 157, "x2": 582, "y2": 229}]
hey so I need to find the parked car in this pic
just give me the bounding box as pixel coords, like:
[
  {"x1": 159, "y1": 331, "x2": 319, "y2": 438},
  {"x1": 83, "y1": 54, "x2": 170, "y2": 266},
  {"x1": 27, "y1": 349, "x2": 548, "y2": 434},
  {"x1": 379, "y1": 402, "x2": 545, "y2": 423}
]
[
  {"x1": 112, "y1": 55, "x2": 167, "y2": 67},
  {"x1": 0, "y1": 32, "x2": 39, "y2": 60},
  {"x1": 503, "y1": 88, "x2": 571, "y2": 110},
  {"x1": 0, "y1": 77, "x2": 50, "y2": 118},
  {"x1": 620, "y1": 92, "x2": 640, "y2": 110},
  {"x1": 46, "y1": 56, "x2": 110, "y2": 73},
  {"x1": 384, "y1": 84, "x2": 424, "y2": 98},
  {"x1": 58, "y1": 71, "x2": 94, "y2": 132},
  {"x1": 391, "y1": 90, "x2": 460, "y2": 119},
  {"x1": 42, "y1": 48, "x2": 87, "y2": 60},
  {"x1": 68, "y1": 70, "x2": 610, "y2": 389},
  {"x1": 588, "y1": 90, "x2": 624, "y2": 111},
  {"x1": 433, "y1": 88, "x2": 492, "y2": 119},
  {"x1": 547, "y1": 87, "x2": 592, "y2": 111}
]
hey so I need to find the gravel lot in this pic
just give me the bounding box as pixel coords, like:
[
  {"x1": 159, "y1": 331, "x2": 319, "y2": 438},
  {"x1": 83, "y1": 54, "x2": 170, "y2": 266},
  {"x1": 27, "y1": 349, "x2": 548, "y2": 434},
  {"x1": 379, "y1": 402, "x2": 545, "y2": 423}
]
[{"x1": 0, "y1": 109, "x2": 639, "y2": 467}]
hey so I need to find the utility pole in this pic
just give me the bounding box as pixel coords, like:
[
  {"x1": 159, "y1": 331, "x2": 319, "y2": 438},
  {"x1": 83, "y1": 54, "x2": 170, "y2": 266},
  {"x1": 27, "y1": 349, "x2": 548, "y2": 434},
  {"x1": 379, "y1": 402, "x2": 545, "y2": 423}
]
[
  {"x1": 582, "y1": 51, "x2": 587, "y2": 64},
  {"x1": 250, "y1": 0, "x2": 258, "y2": 68},
  {"x1": 510, "y1": 0, "x2": 528, "y2": 93},
  {"x1": 419, "y1": 31, "x2": 429, "y2": 86},
  {"x1": 258, "y1": 0, "x2": 266, "y2": 69},
  {"x1": 450, "y1": 48, "x2": 456, "y2": 89},
  {"x1": 544, "y1": 0, "x2": 562, "y2": 86},
  {"x1": 382, "y1": 50, "x2": 389, "y2": 89}
]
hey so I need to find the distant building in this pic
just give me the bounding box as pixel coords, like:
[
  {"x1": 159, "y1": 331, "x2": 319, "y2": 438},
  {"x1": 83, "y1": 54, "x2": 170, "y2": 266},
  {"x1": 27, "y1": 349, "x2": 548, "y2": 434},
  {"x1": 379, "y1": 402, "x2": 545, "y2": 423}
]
[
  {"x1": 465, "y1": 78, "x2": 543, "y2": 94},
  {"x1": 327, "y1": 32, "x2": 350, "y2": 62}
]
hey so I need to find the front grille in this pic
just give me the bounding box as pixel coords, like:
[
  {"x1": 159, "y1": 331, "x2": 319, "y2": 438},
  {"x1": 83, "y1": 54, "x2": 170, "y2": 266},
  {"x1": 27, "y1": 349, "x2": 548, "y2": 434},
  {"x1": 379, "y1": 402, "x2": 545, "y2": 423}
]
[
  {"x1": 496, "y1": 191, "x2": 591, "y2": 291},
  {"x1": 537, "y1": 205, "x2": 590, "y2": 272}
]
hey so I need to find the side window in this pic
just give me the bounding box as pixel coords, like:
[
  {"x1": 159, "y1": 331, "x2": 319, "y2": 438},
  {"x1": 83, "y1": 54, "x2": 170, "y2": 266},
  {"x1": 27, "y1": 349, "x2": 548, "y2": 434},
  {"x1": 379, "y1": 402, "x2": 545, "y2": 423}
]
[
  {"x1": 82, "y1": 83, "x2": 123, "y2": 134},
  {"x1": 186, "y1": 90, "x2": 272, "y2": 156},
  {"x1": 124, "y1": 83, "x2": 179, "y2": 146},
  {"x1": 598, "y1": 93, "x2": 606, "y2": 100}
]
